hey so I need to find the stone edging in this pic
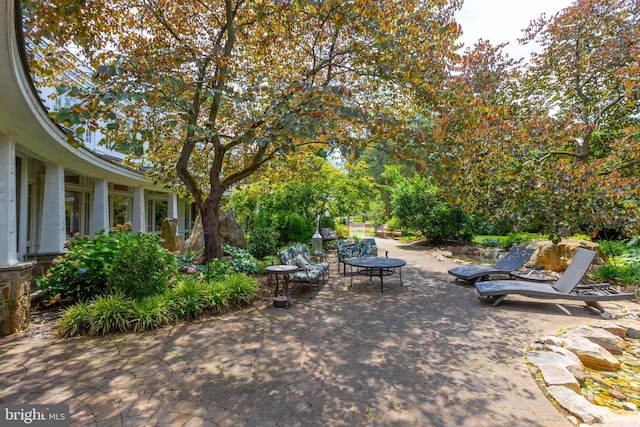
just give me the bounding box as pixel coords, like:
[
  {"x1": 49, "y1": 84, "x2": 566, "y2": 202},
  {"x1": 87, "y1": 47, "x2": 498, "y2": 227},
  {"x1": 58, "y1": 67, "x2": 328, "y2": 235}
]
[{"x1": 527, "y1": 317, "x2": 640, "y2": 425}]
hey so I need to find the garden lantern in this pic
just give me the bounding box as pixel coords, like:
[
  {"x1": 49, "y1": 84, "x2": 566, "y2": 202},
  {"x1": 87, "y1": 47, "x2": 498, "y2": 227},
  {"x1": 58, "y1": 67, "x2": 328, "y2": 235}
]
[{"x1": 311, "y1": 214, "x2": 323, "y2": 255}]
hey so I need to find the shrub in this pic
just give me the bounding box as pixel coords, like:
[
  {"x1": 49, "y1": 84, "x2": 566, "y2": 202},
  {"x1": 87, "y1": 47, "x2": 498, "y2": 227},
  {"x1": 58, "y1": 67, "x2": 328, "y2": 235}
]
[
  {"x1": 223, "y1": 273, "x2": 259, "y2": 305},
  {"x1": 482, "y1": 238, "x2": 501, "y2": 247},
  {"x1": 55, "y1": 272, "x2": 260, "y2": 337},
  {"x1": 334, "y1": 224, "x2": 349, "y2": 238},
  {"x1": 37, "y1": 226, "x2": 136, "y2": 301},
  {"x1": 168, "y1": 277, "x2": 207, "y2": 319},
  {"x1": 319, "y1": 215, "x2": 335, "y2": 229},
  {"x1": 596, "y1": 240, "x2": 628, "y2": 257},
  {"x1": 246, "y1": 226, "x2": 280, "y2": 260},
  {"x1": 592, "y1": 263, "x2": 640, "y2": 288},
  {"x1": 392, "y1": 176, "x2": 473, "y2": 243},
  {"x1": 201, "y1": 282, "x2": 232, "y2": 311},
  {"x1": 500, "y1": 233, "x2": 538, "y2": 250},
  {"x1": 106, "y1": 234, "x2": 177, "y2": 299},
  {"x1": 177, "y1": 253, "x2": 234, "y2": 282},
  {"x1": 278, "y1": 212, "x2": 314, "y2": 244}
]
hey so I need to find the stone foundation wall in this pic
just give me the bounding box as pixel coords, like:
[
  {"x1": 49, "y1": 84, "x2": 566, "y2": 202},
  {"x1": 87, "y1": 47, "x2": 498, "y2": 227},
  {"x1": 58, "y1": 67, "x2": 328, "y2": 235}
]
[
  {"x1": 24, "y1": 252, "x2": 63, "y2": 278},
  {"x1": 0, "y1": 262, "x2": 36, "y2": 335}
]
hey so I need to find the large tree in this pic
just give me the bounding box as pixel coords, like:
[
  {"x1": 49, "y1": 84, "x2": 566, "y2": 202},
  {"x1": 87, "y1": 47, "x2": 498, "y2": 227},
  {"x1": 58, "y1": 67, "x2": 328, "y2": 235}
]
[
  {"x1": 25, "y1": 0, "x2": 461, "y2": 260},
  {"x1": 422, "y1": 0, "x2": 640, "y2": 236},
  {"x1": 520, "y1": 0, "x2": 639, "y2": 163}
]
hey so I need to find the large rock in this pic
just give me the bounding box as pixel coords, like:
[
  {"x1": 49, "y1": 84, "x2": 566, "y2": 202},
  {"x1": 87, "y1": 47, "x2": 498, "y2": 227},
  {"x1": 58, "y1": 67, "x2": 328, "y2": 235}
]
[
  {"x1": 161, "y1": 217, "x2": 182, "y2": 253},
  {"x1": 526, "y1": 239, "x2": 609, "y2": 272},
  {"x1": 546, "y1": 386, "x2": 603, "y2": 424},
  {"x1": 219, "y1": 211, "x2": 245, "y2": 248},
  {"x1": 562, "y1": 337, "x2": 620, "y2": 371},
  {"x1": 183, "y1": 212, "x2": 245, "y2": 254},
  {"x1": 528, "y1": 349, "x2": 584, "y2": 372},
  {"x1": 538, "y1": 363, "x2": 581, "y2": 393},
  {"x1": 565, "y1": 327, "x2": 627, "y2": 355}
]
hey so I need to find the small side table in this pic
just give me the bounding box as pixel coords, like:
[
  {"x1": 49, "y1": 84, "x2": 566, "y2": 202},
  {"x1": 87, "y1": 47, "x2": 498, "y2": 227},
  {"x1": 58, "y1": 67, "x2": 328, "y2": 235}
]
[{"x1": 266, "y1": 264, "x2": 299, "y2": 308}]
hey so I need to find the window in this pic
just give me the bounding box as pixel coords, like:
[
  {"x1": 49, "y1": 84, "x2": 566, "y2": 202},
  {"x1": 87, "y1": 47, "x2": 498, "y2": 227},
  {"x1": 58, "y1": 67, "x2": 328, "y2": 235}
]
[
  {"x1": 65, "y1": 190, "x2": 81, "y2": 237},
  {"x1": 111, "y1": 195, "x2": 131, "y2": 227}
]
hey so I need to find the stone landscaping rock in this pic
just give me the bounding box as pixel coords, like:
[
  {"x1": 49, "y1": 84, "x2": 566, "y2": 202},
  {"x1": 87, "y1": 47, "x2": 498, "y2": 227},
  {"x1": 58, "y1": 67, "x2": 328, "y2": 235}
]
[
  {"x1": 562, "y1": 336, "x2": 620, "y2": 371},
  {"x1": 627, "y1": 327, "x2": 640, "y2": 339},
  {"x1": 528, "y1": 348, "x2": 583, "y2": 372},
  {"x1": 609, "y1": 389, "x2": 627, "y2": 400},
  {"x1": 537, "y1": 363, "x2": 581, "y2": 393},
  {"x1": 565, "y1": 326, "x2": 627, "y2": 354},
  {"x1": 183, "y1": 212, "x2": 246, "y2": 254},
  {"x1": 161, "y1": 217, "x2": 181, "y2": 253},
  {"x1": 525, "y1": 239, "x2": 608, "y2": 271},
  {"x1": 547, "y1": 385, "x2": 603, "y2": 424},
  {"x1": 528, "y1": 319, "x2": 640, "y2": 426},
  {"x1": 591, "y1": 322, "x2": 628, "y2": 339},
  {"x1": 538, "y1": 335, "x2": 565, "y2": 347}
]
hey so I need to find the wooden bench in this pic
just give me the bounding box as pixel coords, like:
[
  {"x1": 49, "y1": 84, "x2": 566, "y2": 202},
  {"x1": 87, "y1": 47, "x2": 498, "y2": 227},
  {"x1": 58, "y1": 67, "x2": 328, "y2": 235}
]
[{"x1": 375, "y1": 224, "x2": 389, "y2": 238}]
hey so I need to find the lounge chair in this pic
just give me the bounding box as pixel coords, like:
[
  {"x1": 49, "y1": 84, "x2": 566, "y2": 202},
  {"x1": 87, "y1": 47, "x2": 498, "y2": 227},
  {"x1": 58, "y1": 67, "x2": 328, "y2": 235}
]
[
  {"x1": 475, "y1": 248, "x2": 637, "y2": 314},
  {"x1": 448, "y1": 247, "x2": 535, "y2": 284}
]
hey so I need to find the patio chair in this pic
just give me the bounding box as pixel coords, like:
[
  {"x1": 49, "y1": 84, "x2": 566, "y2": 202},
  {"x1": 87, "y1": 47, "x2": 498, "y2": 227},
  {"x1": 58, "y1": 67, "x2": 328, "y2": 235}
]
[
  {"x1": 448, "y1": 246, "x2": 535, "y2": 284},
  {"x1": 475, "y1": 248, "x2": 637, "y2": 314}
]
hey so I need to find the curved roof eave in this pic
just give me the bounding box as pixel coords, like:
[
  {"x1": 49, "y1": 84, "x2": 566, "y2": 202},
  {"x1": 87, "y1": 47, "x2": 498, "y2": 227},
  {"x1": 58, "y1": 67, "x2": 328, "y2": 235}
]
[{"x1": 0, "y1": 0, "x2": 166, "y2": 190}]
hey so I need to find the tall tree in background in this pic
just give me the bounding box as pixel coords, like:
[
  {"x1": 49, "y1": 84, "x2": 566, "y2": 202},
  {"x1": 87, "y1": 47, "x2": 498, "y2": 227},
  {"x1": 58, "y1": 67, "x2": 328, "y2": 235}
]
[
  {"x1": 516, "y1": 0, "x2": 640, "y2": 235},
  {"x1": 520, "y1": 0, "x2": 639, "y2": 163},
  {"x1": 423, "y1": 0, "x2": 640, "y2": 236},
  {"x1": 24, "y1": 0, "x2": 461, "y2": 260}
]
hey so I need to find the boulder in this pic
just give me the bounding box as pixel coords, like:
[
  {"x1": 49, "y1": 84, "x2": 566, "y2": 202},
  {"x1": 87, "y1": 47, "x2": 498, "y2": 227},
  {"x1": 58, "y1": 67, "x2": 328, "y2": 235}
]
[
  {"x1": 526, "y1": 239, "x2": 609, "y2": 272},
  {"x1": 528, "y1": 349, "x2": 584, "y2": 372},
  {"x1": 537, "y1": 363, "x2": 581, "y2": 393},
  {"x1": 562, "y1": 337, "x2": 620, "y2": 371},
  {"x1": 565, "y1": 326, "x2": 627, "y2": 355},
  {"x1": 160, "y1": 217, "x2": 182, "y2": 253},
  {"x1": 591, "y1": 321, "x2": 628, "y2": 339},
  {"x1": 183, "y1": 212, "x2": 246, "y2": 254},
  {"x1": 219, "y1": 211, "x2": 245, "y2": 248},
  {"x1": 546, "y1": 386, "x2": 603, "y2": 424}
]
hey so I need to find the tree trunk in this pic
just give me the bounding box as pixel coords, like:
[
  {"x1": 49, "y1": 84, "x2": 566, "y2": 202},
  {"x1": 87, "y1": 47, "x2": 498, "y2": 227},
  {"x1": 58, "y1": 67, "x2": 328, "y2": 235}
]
[
  {"x1": 201, "y1": 193, "x2": 224, "y2": 261},
  {"x1": 576, "y1": 126, "x2": 592, "y2": 164}
]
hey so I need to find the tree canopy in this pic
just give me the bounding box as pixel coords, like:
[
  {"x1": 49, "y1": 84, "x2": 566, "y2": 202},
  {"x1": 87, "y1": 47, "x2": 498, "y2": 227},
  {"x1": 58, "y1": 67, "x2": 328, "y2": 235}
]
[
  {"x1": 420, "y1": 0, "x2": 640, "y2": 237},
  {"x1": 25, "y1": 0, "x2": 462, "y2": 258}
]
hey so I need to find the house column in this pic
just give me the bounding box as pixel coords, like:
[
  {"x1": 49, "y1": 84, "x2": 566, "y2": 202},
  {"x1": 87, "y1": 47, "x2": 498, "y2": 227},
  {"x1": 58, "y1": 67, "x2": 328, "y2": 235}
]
[
  {"x1": 167, "y1": 192, "x2": 178, "y2": 220},
  {"x1": 0, "y1": 137, "x2": 18, "y2": 266},
  {"x1": 40, "y1": 163, "x2": 65, "y2": 252},
  {"x1": 91, "y1": 179, "x2": 109, "y2": 234},
  {"x1": 131, "y1": 186, "x2": 146, "y2": 233}
]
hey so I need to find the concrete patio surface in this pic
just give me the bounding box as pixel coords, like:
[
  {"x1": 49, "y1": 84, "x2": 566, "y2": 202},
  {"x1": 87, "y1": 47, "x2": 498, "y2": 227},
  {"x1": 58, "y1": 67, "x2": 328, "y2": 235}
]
[{"x1": 1, "y1": 238, "x2": 639, "y2": 426}]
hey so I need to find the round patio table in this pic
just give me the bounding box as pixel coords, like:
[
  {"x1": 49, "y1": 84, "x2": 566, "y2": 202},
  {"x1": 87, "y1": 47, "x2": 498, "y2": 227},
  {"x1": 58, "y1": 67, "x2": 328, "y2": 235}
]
[
  {"x1": 344, "y1": 257, "x2": 406, "y2": 293},
  {"x1": 266, "y1": 264, "x2": 299, "y2": 308}
]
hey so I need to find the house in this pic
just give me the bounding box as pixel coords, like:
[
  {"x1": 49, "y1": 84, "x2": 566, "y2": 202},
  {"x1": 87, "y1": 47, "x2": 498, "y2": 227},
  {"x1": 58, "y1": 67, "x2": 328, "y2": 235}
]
[{"x1": 0, "y1": 0, "x2": 193, "y2": 333}]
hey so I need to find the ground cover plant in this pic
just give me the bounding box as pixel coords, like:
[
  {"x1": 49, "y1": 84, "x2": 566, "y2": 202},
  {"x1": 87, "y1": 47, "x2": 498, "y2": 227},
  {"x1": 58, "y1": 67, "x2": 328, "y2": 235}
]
[{"x1": 56, "y1": 273, "x2": 259, "y2": 337}]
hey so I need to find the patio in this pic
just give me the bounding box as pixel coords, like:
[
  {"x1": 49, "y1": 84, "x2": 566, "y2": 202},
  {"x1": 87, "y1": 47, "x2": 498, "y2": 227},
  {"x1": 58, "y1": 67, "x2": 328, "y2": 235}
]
[{"x1": 1, "y1": 239, "x2": 638, "y2": 426}]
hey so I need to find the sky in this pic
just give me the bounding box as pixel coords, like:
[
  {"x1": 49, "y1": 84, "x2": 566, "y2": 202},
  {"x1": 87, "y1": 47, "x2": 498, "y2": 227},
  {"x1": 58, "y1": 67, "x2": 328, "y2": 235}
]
[{"x1": 455, "y1": 0, "x2": 575, "y2": 61}]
